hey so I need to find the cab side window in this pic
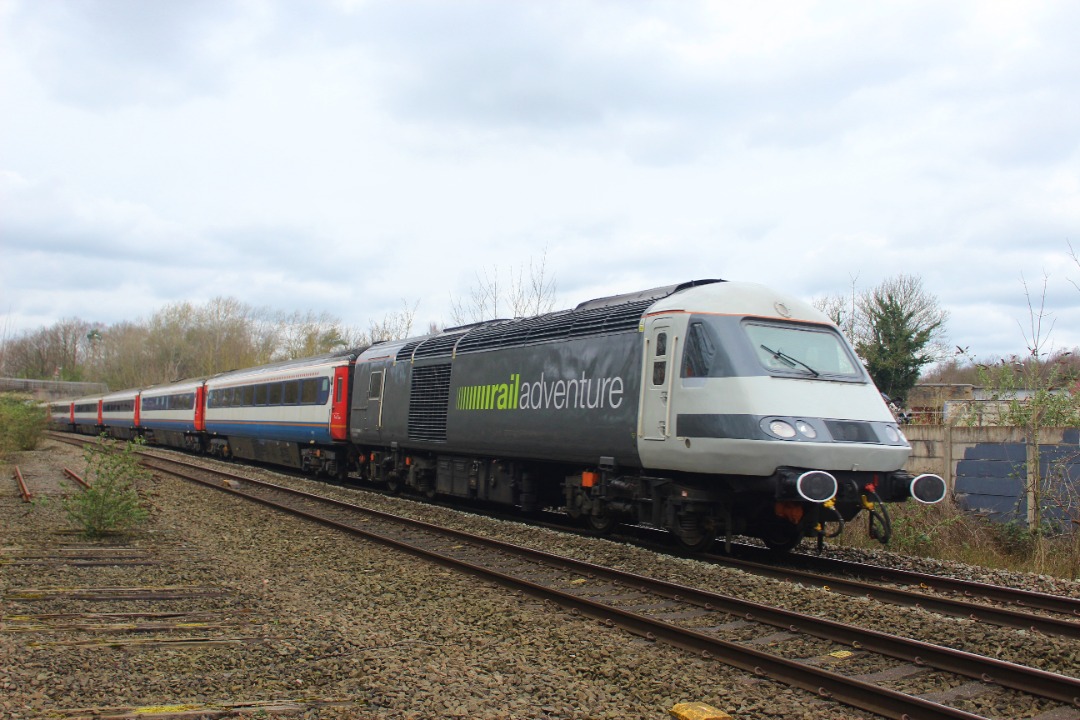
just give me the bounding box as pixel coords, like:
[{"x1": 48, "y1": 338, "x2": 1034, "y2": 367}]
[
  {"x1": 682, "y1": 321, "x2": 716, "y2": 378},
  {"x1": 368, "y1": 370, "x2": 384, "y2": 400},
  {"x1": 652, "y1": 332, "x2": 667, "y2": 386}
]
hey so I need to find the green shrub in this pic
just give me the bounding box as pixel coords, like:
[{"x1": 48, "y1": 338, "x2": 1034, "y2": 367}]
[
  {"x1": 837, "y1": 498, "x2": 1080, "y2": 579},
  {"x1": 63, "y1": 436, "x2": 149, "y2": 537},
  {"x1": 0, "y1": 393, "x2": 48, "y2": 458}
]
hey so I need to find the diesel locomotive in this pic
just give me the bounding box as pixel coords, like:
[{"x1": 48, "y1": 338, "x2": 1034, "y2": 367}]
[{"x1": 55, "y1": 279, "x2": 945, "y2": 551}]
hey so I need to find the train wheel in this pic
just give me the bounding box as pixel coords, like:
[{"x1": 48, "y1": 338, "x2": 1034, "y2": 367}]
[
  {"x1": 672, "y1": 514, "x2": 715, "y2": 553},
  {"x1": 385, "y1": 472, "x2": 403, "y2": 495},
  {"x1": 585, "y1": 513, "x2": 617, "y2": 535},
  {"x1": 760, "y1": 518, "x2": 802, "y2": 553},
  {"x1": 673, "y1": 529, "x2": 714, "y2": 553}
]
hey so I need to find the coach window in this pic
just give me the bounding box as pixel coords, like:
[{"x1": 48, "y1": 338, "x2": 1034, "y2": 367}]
[
  {"x1": 241, "y1": 386, "x2": 254, "y2": 406},
  {"x1": 368, "y1": 370, "x2": 383, "y2": 400},
  {"x1": 653, "y1": 332, "x2": 667, "y2": 386},
  {"x1": 284, "y1": 381, "x2": 299, "y2": 405},
  {"x1": 268, "y1": 383, "x2": 283, "y2": 405},
  {"x1": 301, "y1": 379, "x2": 318, "y2": 405},
  {"x1": 317, "y1": 377, "x2": 330, "y2": 404},
  {"x1": 254, "y1": 384, "x2": 267, "y2": 406}
]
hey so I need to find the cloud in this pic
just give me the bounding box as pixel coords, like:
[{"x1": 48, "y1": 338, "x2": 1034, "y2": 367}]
[
  {"x1": 7, "y1": 0, "x2": 262, "y2": 109},
  {"x1": 2, "y1": 0, "x2": 1080, "y2": 362}
]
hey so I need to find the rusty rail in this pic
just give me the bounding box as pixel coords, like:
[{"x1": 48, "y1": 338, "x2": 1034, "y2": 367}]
[
  {"x1": 63, "y1": 467, "x2": 90, "y2": 489},
  {"x1": 13, "y1": 466, "x2": 32, "y2": 502}
]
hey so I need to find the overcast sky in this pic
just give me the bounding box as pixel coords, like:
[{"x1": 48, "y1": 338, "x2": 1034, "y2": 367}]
[{"x1": 2, "y1": 0, "x2": 1078, "y2": 361}]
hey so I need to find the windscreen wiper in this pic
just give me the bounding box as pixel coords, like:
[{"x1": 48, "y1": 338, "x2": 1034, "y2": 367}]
[{"x1": 760, "y1": 345, "x2": 820, "y2": 377}]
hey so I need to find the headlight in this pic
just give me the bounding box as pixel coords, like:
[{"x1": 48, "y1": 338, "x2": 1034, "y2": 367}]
[
  {"x1": 884, "y1": 425, "x2": 900, "y2": 443},
  {"x1": 795, "y1": 421, "x2": 817, "y2": 439},
  {"x1": 769, "y1": 420, "x2": 796, "y2": 438}
]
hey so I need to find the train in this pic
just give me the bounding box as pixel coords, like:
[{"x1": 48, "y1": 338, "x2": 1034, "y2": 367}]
[{"x1": 48, "y1": 279, "x2": 946, "y2": 552}]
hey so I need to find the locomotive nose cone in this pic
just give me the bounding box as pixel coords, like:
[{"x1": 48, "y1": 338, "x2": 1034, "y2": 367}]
[
  {"x1": 796, "y1": 471, "x2": 838, "y2": 503},
  {"x1": 910, "y1": 473, "x2": 947, "y2": 504}
]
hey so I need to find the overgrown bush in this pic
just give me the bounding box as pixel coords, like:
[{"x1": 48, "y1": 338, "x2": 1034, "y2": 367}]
[
  {"x1": 837, "y1": 498, "x2": 1080, "y2": 579},
  {"x1": 0, "y1": 393, "x2": 48, "y2": 459},
  {"x1": 63, "y1": 436, "x2": 149, "y2": 537}
]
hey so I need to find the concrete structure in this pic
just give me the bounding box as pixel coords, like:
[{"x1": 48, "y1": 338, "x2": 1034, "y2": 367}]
[{"x1": 0, "y1": 377, "x2": 108, "y2": 401}]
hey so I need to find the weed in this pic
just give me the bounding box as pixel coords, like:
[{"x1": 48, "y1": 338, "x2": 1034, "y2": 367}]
[
  {"x1": 62, "y1": 436, "x2": 149, "y2": 537},
  {"x1": 0, "y1": 393, "x2": 47, "y2": 459}
]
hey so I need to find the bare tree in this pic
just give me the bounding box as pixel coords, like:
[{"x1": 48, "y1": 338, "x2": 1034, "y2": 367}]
[
  {"x1": 812, "y1": 273, "x2": 861, "y2": 344},
  {"x1": 508, "y1": 248, "x2": 557, "y2": 318},
  {"x1": 449, "y1": 249, "x2": 559, "y2": 325},
  {"x1": 365, "y1": 300, "x2": 419, "y2": 343},
  {"x1": 275, "y1": 310, "x2": 350, "y2": 360}
]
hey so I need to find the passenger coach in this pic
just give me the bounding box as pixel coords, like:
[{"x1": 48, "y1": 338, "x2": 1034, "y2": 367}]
[
  {"x1": 48, "y1": 400, "x2": 74, "y2": 431},
  {"x1": 100, "y1": 389, "x2": 140, "y2": 440},
  {"x1": 140, "y1": 380, "x2": 204, "y2": 452},
  {"x1": 72, "y1": 396, "x2": 102, "y2": 435},
  {"x1": 203, "y1": 350, "x2": 356, "y2": 476}
]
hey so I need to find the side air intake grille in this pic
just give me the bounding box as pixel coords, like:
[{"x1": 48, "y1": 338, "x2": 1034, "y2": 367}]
[{"x1": 408, "y1": 364, "x2": 452, "y2": 442}]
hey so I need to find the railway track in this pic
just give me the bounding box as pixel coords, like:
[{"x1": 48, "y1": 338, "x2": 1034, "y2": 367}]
[
  {"x1": 704, "y1": 544, "x2": 1080, "y2": 633},
  {"x1": 48, "y1": 432, "x2": 1080, "y2": 641},
  {"x1": 133, "y1": 450, "x2": 1080, "y2": 720}
]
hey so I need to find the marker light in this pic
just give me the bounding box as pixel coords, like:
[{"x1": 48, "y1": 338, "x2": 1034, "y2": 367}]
[{"x1": 769, "y1": 420, "x2": 797, "y2": 438}]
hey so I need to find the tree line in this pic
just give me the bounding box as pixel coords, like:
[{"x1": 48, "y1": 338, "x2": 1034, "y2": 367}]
[
  {"x1": 0, "y1": 255, "x2": 559, "y2": 392},
  {"x1": 0, "y1": 297, "x2": 418, "y2": 391},
  {"x1": 3, "y1": 266, "x2": 1076, "y2": 408}
]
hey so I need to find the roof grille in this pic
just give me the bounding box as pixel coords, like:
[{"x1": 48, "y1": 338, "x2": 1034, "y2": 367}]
[
  {"x1": 455, "y1": 298, "x2": 654, "y2": 354},
  {"x1": 412, "y1": 332, "x2": 467, "y2": 360},
  {"x1": 395, "y1": 339, "x2": 425, "y2": 362},
  {"x1": 408, "y1": 364, "x2": 452, "y2": 443}
]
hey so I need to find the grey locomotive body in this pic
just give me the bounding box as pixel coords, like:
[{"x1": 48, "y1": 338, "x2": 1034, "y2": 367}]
[{"x1": 349, "y1": 279, "x2": 944, "y2": 551}]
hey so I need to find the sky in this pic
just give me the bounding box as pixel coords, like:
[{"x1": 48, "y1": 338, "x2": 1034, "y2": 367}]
[{"x1": 2, "y1": 0, "x2": 1079, "y2": 362}]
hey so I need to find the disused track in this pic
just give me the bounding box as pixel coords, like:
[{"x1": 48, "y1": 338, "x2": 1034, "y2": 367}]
[
  {"x1": 11, "y1": 466, "x2": 33, "y2": 502},
  {"x1": 129, "y1": 450, "x2": 1080, "y2": 720}
]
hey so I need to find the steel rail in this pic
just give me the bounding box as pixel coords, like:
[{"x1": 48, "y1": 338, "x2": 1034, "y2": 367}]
[
  {"x1": 143, "y1": 457, "x2": 1080, "y2": 718},
  {"x1": 58, "y1": 433, "x2": 1080, "y2": 636},
  {"x1": 12, "y1": 466, "x2": 32, "y2": 502},
  {"x1": 62, "y1": 467, "x2": 90, "y2": 489},
  {"x1": 733, "y1": 543, "x2": 1080, "y2": 619},
  {"x1": 698, "y1": 551, "x2": 1080, "y2": 640}
]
